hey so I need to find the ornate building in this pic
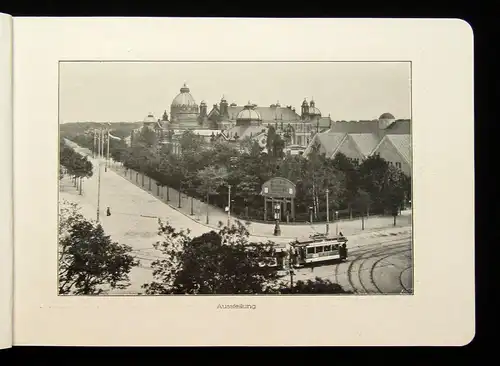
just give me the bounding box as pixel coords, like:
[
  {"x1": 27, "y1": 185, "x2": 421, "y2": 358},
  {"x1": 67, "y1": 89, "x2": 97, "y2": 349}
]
[
  {"x1": 130, "y1": 83, "x2": 336, "y2": 154},
  {"x1": 207, "y1": 97, "x2": 332, "y2": 150}
]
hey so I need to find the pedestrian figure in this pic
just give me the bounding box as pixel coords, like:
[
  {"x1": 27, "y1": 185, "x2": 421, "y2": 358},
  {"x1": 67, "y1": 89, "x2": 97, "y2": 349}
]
[{"x1": 106, "y1": 207, "x2": 111, "y2": 216}]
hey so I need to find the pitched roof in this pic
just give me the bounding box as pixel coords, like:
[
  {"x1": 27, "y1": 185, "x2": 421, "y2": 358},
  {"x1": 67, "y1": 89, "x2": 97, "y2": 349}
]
[
  {"x1": 327, "y1": 119, "x2": 411, "y2": 135},
  {"x1": 348, "y1": 133, "x2": 380, "y2": 157},
  {"x1": 384, "y1": 119, "x2": 411, "y2": 134},
  {"x1": 328, "y1": 121, "x2": 380, "y2": 134},
  {"x1": 385, "y1": 134, "x2": 411, "y2": 164},
  {"x1": 304, "y1": 132, "x2": 347, "y2": 157}
]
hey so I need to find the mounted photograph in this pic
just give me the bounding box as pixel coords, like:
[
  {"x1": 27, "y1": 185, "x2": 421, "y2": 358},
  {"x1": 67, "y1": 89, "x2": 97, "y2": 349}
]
[{"x1": 58, "y1": 61, "x2": 412, "y2": 296}]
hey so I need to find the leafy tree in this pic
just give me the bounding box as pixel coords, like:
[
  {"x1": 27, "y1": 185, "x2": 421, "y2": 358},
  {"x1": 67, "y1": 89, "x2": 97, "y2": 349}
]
[
  {"x1": 59, "y1": 142, "x2": 93, "y2": 194},
  {"x1": 358, "y1": 154, "x2": 390, "y2": 211},
  {"x1": 58, "y1": 200, "x2": 139, "y2": 295},
  {"x1": 332, "y1": 152, "x2": 360, "y2": 217},
  {"x1": 381, "y1": 165, "x2": 408, "y2": 225},
  {"x1": 142, "y1": 221, "x2": 280, "y2": 294},
  {"x1": 197, "y1": 165, "x2": 228, "y2": 223},
  {"x1": 137, "y1": 125, "x2": 157, "y2": 147},
  {"x1": 353, "y1": 189, "x2": 372, "y2": 229}
]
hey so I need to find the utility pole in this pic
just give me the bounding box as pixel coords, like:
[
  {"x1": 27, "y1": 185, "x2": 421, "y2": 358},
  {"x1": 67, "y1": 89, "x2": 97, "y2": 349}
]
[
  {"x1": 206, "y1": 190, "x2": 210, "y2": 225},
  {"x1": 105, "y1": 129, "x2": 110, "y2": 172},
  {"x1": 326, "y1": 188, "x2": 330, "y2": 235},
  {"x1": 96, "y1": 162, "x2": 102, "y2": 222},
  {"x1": 335, "y1": 211, "x2": 339, "y2": 236},
  {"x1": 96, "y1": 130, "x2": 100, "y2": 158},
  {"x1": 101, "y1": 129, "x2": 105, "y2": 159},
  {"x1": 227, "y1": 184, "x2": 231, "y2": 228},
  {"x1": 93, "y1": 129, "x2": 97, "y2": 158}
]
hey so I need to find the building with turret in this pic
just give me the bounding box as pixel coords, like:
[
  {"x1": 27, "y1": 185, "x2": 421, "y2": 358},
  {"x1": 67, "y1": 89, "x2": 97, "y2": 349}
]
[{"x1": 207, "y1": 97, "x2": 333, "y2": 151}]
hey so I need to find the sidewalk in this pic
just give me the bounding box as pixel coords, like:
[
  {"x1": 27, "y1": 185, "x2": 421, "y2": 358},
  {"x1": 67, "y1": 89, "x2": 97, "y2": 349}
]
[{"x1": 109, "y1": 163, "x2": 412, "y2": 240}]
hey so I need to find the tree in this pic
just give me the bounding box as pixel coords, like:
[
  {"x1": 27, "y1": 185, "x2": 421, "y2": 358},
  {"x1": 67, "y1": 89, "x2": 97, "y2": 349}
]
[
  {"x1": 58, "y1": 200, "x2": 139, "y2": 295},
  {"x1": 137, "y1": 125, "x2": 157, "y2": 147},
  {"x1": 381, "y1": 165, "x2": 408, "y2": 225},
  {"x1": 332, "y1": 152, "x2": 360, "y2": 218},
  {"x1": 358, "y1": 154, "x2": 390, "y2": 212},
  {"x1": 142, "y1": 220, "x2": 280, "y2": 294},
  {"x1": 197, "y1": 165, "x2": 228, "y2": 224},
  {"x1": 280, "y1": 277, "x2": 352, "y2": 294},
  {"x1": 353, "y1": 189, "x2": 372, "y2": 230}
]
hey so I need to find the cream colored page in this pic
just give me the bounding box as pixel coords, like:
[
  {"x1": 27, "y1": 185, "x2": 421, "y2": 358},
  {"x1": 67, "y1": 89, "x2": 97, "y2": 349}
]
[
  {"x1": 13, "y1": 17, "x2": 473, "y2": 346},
  {"x1": 0, "y1": 13, "x2": 13, "y2": 350}
]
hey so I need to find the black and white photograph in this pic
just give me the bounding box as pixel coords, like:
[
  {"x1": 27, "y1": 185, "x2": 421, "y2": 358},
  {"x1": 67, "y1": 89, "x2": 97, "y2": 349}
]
[{"x1": 58, "y1": 61, "x2": 412, "y2": 296}]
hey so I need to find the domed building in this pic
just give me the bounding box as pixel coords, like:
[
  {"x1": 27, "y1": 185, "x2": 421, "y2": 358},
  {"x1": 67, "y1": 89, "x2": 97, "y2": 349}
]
[
  {"x1": 208, "y1": 96, "x2": 333, "y2": 149},
  {"x1": 169, "y1": 83, "x2": 201, "y2": 129},
  {"x1": 236, "y1": 102, "x2": 262, "y2": 125},
  {"x1": 224, "y1": 102, "x2": 267, "y2": 143}
]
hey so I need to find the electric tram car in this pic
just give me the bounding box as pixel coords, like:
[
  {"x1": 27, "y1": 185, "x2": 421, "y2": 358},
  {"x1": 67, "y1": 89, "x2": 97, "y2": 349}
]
[{"x1": 290, "y1": 233, "x2": 348, "y2": 267}]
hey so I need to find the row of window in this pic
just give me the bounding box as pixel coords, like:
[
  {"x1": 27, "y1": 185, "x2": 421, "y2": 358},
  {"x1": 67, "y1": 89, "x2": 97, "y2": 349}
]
[{"x1": 305, "y1": 244, "x2": 341, "y2": 255}]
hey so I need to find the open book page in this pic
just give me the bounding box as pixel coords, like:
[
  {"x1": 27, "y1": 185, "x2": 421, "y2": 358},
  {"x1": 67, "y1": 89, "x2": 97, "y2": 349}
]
[
  {"x1": 12, "y1": 17, "x2": 474, "y2": 346},
  {"x1": 0, "y1": 13, "x2": 13, "y2": 350}
]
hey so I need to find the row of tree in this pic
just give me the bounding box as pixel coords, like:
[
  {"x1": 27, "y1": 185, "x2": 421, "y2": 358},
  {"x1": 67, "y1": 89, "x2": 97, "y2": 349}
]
[
  {"x1": 62, "y1": 125, "x2": 411, "y2": 223},
  {"x1": 59, "y1": 139, "x2": 94, "y2": 194},
  {"x1": 59, "y1": 200, "x2": 352, "y2": 295}
]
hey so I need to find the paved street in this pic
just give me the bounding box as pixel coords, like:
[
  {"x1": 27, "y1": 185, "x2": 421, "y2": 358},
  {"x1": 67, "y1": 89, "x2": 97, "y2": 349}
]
[{"x1": 60, "y1": 140, "x2": 413, "y2": 295}]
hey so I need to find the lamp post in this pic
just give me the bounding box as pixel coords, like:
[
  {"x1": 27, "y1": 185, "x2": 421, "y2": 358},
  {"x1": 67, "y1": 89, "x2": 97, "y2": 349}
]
[
  {"x1": 335, "y1": 211, "x2": 339, "y2": 236},
  {"x1": 105, "y1": 128, "x2": 110, "y2": 172},
  {"x1": 227, "y1": 184, "x2": 232, "y2": 228},
  {"x1": 273, "y1": 203, "x2": 281, "y2": 236},
  {"x1": 326, "y1": 188, "x2": 330, "y2": 235},
  {"x1": 96, "y1": 161, "x2": 102, "y2": 222}
]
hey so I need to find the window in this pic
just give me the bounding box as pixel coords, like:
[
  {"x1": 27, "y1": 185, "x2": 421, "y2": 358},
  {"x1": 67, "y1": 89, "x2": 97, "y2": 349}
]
[
  {"x1": 306, "y1": 247, "x2": 315, "y2": 255},
  {"x1": 324, "y1": 245, "x2": 332, "y2": 252},
  {"x1": 315, "y1": 246, "x2": 324, "y2": 253}
]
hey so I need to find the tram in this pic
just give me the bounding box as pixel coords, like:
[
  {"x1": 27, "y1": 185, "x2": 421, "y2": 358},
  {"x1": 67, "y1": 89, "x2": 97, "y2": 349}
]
[{"x1": 290, "y1": 233, "x2": 348, "y2": 267}]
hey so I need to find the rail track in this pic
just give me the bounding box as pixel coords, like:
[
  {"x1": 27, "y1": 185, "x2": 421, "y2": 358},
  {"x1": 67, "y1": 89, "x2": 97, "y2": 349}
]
[{"x1": 343, "y1": 238, "x2": 412, "y2": 294}]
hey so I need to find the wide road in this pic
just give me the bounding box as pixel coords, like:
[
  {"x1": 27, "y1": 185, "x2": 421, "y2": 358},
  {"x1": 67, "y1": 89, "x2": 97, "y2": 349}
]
[{"x1": 280, "y1": 234, "x2": 413, "y2": 294}]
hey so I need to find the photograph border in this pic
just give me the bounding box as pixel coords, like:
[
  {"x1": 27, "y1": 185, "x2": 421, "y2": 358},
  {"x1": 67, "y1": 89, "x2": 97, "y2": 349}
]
[{"x1": 57, "y1": 60, "x2": 414, "y2": 297}]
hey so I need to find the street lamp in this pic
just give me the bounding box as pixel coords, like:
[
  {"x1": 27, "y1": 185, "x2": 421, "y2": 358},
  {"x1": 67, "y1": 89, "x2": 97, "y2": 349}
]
[
  {"x1": 325, "y1": 188, "x2": 330, "y2": 235},
  {"x1": 227, "y1": 184, "x2": 232, "y2": 228},
  {"x1": 273, "y1": 203, "x2": 281, "y2": 236},
  {"x1": 96, "y1": 161, "x2": 102, "y2": 222},
  {"x1": 335, "y1": 210, "x2": 339, "y2": 236}
]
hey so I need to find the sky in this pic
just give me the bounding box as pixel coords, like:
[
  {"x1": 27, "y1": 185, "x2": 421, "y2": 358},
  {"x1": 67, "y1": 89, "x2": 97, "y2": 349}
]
[{"x1": 59, "y1": 61, "x2": 411, "y2": 123}]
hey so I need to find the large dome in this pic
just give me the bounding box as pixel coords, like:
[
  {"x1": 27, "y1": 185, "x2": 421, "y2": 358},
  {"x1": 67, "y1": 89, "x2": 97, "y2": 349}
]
[
  {"x1": 171, "y1": 83, "x2": 198, "y2": 107},
  {"x1": 237, "y1": 102, "x2": 262, "y2": 121}
]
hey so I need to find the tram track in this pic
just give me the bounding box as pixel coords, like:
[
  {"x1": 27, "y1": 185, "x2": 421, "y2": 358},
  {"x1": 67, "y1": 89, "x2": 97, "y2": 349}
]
[
  {"x1": 398, "y1": 266, "x2": 412, "y2": 293},
  {"x1": 368, "y1": 248, "x2": 412, "y2": 294},
  {"x1": 345, "y1": 239, "x2": 410, "y2": 293}
]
